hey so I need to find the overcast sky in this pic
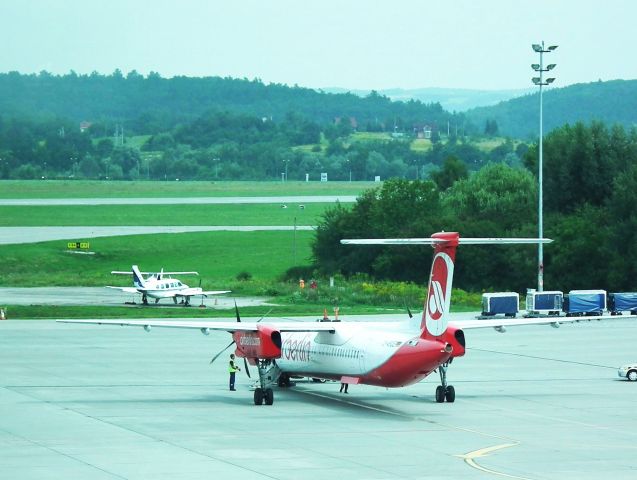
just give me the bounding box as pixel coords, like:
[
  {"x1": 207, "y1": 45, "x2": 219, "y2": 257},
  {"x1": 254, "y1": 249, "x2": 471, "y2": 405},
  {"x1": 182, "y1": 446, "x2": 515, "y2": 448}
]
[{"x1": 1, "y1": 0, "x2": 635, "y2": 91}]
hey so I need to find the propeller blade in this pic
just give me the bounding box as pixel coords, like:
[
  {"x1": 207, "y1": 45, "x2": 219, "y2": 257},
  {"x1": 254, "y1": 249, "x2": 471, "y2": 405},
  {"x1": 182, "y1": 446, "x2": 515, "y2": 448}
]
[
  {"x1": 243, "y1": 357, "x2": 251, "y2": 378},
  {"x1": 407, "y1": 306, "x2": 413, "y2": 318},
  {"x1": 257, "y1": 308, "x2": 273, "y2": 323},
  {"x1": 210, "y1": 340, "x2": 235, "y2": 364},
  {"x1": 234, "y1": 300, "x2": 241, "y2": 322}
]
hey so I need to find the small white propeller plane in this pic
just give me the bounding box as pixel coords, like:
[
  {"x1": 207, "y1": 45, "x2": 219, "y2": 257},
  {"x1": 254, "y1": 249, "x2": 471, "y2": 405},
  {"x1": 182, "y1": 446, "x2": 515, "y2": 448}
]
[
  {"x1": 107, "y1": 265, "x2": 230, "y2": 306},
  {"x1": 63, "y1": 233, "x2": 619, "y2": 406}
]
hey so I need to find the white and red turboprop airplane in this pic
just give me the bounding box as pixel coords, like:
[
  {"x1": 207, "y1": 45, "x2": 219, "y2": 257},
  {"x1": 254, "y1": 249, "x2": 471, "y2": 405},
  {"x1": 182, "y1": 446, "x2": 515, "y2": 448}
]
[
  {"x1": 107, "y1": 265, "x2": 230, "y2": 306},
  {"x1": 61, "y1": 232, "x2": 610, "y2": 406}
]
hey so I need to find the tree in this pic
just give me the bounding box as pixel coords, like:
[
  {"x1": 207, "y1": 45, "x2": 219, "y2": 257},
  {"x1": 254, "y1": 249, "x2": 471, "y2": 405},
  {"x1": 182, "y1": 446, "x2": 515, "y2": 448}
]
[
  {"x1": 430, "y1": 155, "x2": 468, "y2": 190},
  {"x1": 484, "y1": 119, "x2": 499, "y2": 136}
]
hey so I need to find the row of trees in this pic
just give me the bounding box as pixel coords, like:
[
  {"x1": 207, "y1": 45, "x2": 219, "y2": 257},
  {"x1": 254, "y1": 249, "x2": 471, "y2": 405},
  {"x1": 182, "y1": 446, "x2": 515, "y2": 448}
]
[
  {"x1": 0, "y1": 109, "x2": 525, "y2": 181},
  {"x1": 313, "y1": 121, "x2": 637, "y2": 292},
  {"x1": 0, "y1": 71, "x2": 462, "y2": 136}
]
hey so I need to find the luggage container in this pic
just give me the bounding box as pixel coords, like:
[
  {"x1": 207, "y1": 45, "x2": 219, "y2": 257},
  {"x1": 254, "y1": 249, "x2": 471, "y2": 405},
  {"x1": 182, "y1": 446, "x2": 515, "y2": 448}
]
[
  {"x1": 481, "y1": 292, "x2": 519, "y2": 318},
  {"x1": 607, "y1": 292, "x2": 637, "y2": 315},
  {"x1": 525, "y1": 290, "x2": 563, "y2": 316},
  {"x1": 563, "y1": 289, "x2": 606, "y2": 316}
]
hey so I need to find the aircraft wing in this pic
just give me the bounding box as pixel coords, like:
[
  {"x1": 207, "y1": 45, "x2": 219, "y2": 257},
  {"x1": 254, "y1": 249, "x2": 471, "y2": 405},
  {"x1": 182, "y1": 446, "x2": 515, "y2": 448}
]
[
  {"x1": 450, "y1": 315, "x2": 619, "y2": 330},
  {"x1": 56, "y1": 319, "x2": 338, "y2": 333},
  {"x1": 175, "y1": 288, "x2": 231, "y2": 297},
  {"x1": 105, "y1": 286, "x2": 140, "y2": 294},
  {"x1": 110, "y1": 271, "x2": 198, "y2": 276}
]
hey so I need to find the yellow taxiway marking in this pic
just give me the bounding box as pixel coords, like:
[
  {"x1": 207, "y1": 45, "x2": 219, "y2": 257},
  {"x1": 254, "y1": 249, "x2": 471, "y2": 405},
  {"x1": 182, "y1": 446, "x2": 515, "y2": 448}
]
[
  {"x1": 296, "y1": 389, "x2": 533, "y2": 478},
  {"x1": 456, "y1": 443, "x2": 533, "y2": 480}
]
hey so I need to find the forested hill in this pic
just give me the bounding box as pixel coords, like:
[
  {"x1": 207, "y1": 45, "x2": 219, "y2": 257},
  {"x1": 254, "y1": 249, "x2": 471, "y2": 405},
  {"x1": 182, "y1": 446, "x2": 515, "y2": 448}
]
[
  {"x1": 465, "y1": 79, "x2": 637, "y2": 139},
  {"x1": 0, "y1": 71, "x2": 454, "y2": 134}
]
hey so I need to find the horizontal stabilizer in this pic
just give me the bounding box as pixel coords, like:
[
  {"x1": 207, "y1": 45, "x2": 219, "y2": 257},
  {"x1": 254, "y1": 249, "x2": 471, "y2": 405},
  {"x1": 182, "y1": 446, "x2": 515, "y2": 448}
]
[{"x1": 341, "y1": 238, "x2": 552, "y2": 245}]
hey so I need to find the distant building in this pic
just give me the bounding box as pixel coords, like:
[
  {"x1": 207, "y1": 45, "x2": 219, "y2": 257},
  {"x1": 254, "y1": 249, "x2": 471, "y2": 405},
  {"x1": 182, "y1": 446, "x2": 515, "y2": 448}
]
[
  {"x1": 80, "y1": 121, "x2": 92, "y2": 133},
  {"x1": 413, "y1": 123, "x2": 434, "y2": 139},
  {"x1": 334, "y1": 116, "x2": 358, "y2": 130}
]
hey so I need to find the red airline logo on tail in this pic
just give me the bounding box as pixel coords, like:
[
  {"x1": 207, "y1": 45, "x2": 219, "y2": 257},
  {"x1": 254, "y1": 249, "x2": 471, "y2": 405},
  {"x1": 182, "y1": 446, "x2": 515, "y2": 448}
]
[{"x1": 423, "y1": 251, "x2": 454, "y2": 337}]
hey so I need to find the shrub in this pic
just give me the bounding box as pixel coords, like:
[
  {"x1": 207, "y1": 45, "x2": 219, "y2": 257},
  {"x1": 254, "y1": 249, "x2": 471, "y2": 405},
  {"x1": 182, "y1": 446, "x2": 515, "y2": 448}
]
[{"x1": 236, "y1": 271, "x2": 252, "y2": 281}]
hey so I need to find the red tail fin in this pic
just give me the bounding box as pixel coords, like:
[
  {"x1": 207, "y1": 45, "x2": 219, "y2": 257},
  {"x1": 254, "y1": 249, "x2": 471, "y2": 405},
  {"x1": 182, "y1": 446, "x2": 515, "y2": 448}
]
[
  {"x1": 421, "y1": 232, "x2": 458, "y2": 338},
  {"x1": 340, "y1": 232, "x2": 551, "y2": 338}
]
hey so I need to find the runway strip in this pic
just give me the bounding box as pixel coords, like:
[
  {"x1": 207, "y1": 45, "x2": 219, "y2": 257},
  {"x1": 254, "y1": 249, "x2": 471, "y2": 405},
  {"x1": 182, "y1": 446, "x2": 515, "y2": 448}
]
[{"x1": 0, "y1": 195, "x2": 357, "y2": 206}]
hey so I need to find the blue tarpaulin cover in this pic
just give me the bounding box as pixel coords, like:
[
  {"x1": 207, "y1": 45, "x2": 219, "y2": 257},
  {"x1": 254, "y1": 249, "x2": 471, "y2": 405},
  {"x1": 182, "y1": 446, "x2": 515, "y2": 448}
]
[
  {"x1": 609, "y1": 292, "x2": 637, "y2": 312},
  {"x1": 565, "y1": 291, "x2": 606, "y2": 313}
]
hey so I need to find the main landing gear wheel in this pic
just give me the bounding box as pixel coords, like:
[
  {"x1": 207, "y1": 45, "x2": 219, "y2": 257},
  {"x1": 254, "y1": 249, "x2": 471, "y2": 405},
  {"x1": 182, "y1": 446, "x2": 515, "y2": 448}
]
[
  {"x1": 142, "y1": 295, "x2": 148, "y2": 305},
  {"x1": 254, "y1": 388, "x2": 264, "y2": 405},
  {"x1": 628, "y1": 370, "x2": 637, "y2": 381},
  {"x1": 435, "y1": 386, "x2": 445, "y2": 403},
  {"x1": 435, "y1": 361, "x2": 456, "y2": 403},
  {"x1": 445, "y1": 385, "x2": 455, "y2": 402},
  {"x1": 264, "y1": 388, "x2": 274, "y2": 405},
  {"x1": 278, "y1": 374, "x2": 292, "y2": 387}
]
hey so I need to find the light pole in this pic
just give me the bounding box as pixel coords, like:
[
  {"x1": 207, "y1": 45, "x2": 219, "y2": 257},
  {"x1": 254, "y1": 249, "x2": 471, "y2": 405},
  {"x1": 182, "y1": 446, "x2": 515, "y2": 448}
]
[
  {"x1": 531, "y1": 41, "x2": 557, "y2": 292},
  {"x1": 213, "y1": 157, "x2": 219, "y2": 179}
]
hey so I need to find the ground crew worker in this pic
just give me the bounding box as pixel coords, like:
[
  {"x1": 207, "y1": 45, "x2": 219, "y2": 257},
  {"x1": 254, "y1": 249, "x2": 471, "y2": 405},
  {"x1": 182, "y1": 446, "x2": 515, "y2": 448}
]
[{"x1": 229, "y1": 353, "x2": 241, "y2": 391}]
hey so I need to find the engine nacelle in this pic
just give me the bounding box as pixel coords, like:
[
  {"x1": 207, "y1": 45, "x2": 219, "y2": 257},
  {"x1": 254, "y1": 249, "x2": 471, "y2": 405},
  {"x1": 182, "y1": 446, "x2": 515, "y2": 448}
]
[
  {"x1": 233, "y1": 325, "x2": 282, "y2": 359},
  {"x1": 443, "y1": 326, "x2": 466, "y2": 358}
]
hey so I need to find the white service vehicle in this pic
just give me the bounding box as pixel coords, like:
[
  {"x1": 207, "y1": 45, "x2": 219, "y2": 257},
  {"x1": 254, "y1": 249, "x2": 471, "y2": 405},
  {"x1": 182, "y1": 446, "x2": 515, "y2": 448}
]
[{"x1": 617, "y1": 364, "x2": 637, "y2": 381}]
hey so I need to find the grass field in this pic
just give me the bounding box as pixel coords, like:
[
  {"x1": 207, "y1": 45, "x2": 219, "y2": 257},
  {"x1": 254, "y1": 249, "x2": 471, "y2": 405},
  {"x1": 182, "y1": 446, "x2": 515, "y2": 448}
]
[
  {"x1": 0, "y1": 180, "x2": 482, "y2": 317},
  {"x1": 0, "y1": 203, "x2": 334, "y2": 226},
  {"x1": 0, "y1": 230, "x2": 314, "y2": 287},
  {"x1": 0, "y1": 180, "x2": 377, "y2": 198}
]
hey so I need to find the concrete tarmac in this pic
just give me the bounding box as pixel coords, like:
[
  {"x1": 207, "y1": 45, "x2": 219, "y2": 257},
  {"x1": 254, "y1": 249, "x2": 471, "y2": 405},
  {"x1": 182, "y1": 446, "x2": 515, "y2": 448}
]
[
  {"x1": 0, "y1": 287, "x2": 271, "y2": 308},
  {"x1": 1, "y1": 317, "x2": 637, "y2": 479}
]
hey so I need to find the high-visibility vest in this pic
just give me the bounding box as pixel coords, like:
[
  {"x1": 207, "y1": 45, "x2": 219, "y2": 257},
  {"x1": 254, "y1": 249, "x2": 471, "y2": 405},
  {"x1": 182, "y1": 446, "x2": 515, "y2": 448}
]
[{"x1": 229, "y1": 360, "x2": 239, "y2": 373}]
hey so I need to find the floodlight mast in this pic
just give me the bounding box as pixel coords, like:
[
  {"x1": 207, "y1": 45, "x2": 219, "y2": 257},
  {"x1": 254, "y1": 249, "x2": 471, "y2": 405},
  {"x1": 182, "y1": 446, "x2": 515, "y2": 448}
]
[{"x1": 531, "y1": 41, "x2": 558, "y2": 291}]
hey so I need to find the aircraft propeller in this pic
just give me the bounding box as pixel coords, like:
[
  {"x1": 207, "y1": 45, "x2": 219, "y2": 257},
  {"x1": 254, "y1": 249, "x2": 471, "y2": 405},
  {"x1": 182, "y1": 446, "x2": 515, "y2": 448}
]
[{"x1": 208, "y1": 302, "x2": 272, "y2": 379}]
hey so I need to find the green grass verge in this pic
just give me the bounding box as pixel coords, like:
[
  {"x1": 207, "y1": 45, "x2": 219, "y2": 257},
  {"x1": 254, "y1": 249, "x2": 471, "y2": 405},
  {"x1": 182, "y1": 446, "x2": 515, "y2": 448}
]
[
  {"x1": 2, "y1": 304, "x2": 409, "y2": 320},
  {"x1": 0, "y1": 203, "x2": 337, "y2": 226},
  {"x1": 0, "y1": 180, "x2": 376, "y2": 198},
  {"x1": 3, "y1": 302, "x2": 478, "y2": 320}
]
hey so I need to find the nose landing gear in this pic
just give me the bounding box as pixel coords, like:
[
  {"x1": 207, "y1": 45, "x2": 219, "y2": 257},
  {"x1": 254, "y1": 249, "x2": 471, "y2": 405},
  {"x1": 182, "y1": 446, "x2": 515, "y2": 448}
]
[{"x1": 253, "y1": 359, "x2": 277, "y2": 406}]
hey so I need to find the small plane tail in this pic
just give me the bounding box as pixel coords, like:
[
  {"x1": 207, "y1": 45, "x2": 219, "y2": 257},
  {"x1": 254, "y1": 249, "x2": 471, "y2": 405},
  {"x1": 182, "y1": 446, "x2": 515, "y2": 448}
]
[
  {"x1": 132, "y1": 265, "x2": 146, "y2": 288},
  {"x1": 341, "y1": 233, "x2": 553, "y2": 339}
]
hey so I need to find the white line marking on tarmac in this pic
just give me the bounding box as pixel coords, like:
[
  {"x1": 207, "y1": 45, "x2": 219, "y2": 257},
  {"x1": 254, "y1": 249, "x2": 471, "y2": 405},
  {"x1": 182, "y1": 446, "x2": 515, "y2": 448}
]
[{"x1": 456, "y1": 443, "x2": 533, "y2": 480}]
